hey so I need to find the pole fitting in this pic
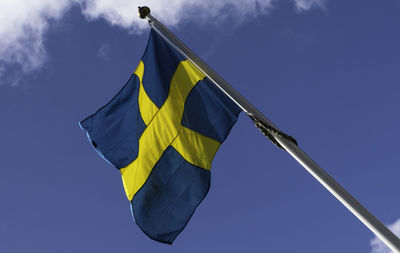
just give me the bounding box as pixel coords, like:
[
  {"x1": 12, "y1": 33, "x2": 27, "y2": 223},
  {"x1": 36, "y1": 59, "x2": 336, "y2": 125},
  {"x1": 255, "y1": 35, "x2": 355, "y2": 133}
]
[
  {"x1": 138, "y1": 6, "x2": 151, "y2": 19},
  {"x1": 247, "y1": 112, "x2": 298, "y2": 150}
]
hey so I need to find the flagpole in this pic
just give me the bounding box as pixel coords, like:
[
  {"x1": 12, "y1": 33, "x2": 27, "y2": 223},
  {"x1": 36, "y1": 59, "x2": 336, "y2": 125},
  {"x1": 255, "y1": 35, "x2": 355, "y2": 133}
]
[{"x1": 138, "y1": 7, "x2": 400, "y2": 252}]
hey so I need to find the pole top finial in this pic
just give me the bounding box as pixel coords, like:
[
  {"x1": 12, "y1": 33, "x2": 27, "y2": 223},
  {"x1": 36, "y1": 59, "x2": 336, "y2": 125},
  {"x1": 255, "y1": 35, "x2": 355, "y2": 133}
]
[{"x1": 138, "y1": 6, "x2": 151, "y2": 19}]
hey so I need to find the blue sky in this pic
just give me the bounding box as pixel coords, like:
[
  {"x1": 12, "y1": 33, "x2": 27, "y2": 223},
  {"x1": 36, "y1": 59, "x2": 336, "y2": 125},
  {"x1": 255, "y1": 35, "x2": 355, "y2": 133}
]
[{"x1": 1, "y1": 0, "x2": 400, "y2": 252}]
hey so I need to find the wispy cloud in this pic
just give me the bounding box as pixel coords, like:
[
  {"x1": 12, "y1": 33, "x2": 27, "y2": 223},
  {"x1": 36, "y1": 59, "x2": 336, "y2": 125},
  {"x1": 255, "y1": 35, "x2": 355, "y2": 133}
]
[
  {"x1": 0, "y1": 0, "x2": 326, "y2": 86},
  {"x1": 0, "y1": 65, "x2": 5, "y2": 78},
  {"x1": 370, "y1": 219, "x2": 400, "y2": 253},
  {"x1": 294, "y1": 0, "x2": 327, "y2": 12},
  {"x1": 97, "y1": 43, "x2": 110, "y2": 61}
]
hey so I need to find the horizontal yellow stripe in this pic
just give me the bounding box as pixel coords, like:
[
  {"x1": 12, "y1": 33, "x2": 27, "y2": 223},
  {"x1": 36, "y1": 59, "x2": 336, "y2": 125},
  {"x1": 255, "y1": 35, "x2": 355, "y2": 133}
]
[
  {"x1": 121, "y1": 60, "x2": 206, "y2": 201},
  {"x1": 171, "y1": 126, "x2": 220, "y2": 171}
]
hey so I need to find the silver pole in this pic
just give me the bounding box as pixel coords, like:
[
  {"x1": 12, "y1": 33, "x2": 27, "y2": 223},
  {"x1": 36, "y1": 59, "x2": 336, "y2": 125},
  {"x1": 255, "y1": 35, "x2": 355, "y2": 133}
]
[{"x1": 138, "y1": 7, "x2": 400, "y2": 252}]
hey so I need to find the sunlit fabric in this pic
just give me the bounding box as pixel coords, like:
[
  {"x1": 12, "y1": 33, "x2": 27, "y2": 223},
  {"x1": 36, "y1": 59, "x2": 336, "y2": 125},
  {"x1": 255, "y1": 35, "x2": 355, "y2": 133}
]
[{"x1": 80, "y1": 29, "x2": 241, "y2": 244}]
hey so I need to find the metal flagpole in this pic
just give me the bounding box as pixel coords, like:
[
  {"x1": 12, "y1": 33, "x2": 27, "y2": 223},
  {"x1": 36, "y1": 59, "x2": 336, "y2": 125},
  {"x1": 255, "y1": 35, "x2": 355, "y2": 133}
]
[{"x1": 138, "y1": 6, "x2": 400, "y2": 252}]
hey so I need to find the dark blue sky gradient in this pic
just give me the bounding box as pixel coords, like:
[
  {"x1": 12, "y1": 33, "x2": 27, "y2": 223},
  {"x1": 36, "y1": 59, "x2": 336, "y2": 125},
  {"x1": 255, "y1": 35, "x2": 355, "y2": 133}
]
[{"x1": 1, "y1": 1, "x2": 400, "y2": 252}]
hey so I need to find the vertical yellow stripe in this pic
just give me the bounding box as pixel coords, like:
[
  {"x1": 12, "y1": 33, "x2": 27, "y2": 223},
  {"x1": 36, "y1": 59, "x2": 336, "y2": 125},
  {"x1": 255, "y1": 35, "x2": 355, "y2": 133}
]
[{"x1": 135, "y1": 61, "x2": 159, "y2": 126}]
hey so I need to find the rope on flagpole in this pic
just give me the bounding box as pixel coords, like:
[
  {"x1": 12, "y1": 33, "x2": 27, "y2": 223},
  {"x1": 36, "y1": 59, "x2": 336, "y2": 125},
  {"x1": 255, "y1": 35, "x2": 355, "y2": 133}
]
[{"x1": 247, "y1": 112, "x2": 297, "y2": 150}]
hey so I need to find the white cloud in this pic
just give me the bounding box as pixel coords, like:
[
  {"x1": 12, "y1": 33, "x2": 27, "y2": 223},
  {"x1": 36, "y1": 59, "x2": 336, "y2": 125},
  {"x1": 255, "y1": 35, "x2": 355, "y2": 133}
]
[
  {"x1": 370, "y1": 219, "x2": 400, "y2": 253},
  {"x1": 294, "y1": 0, "x2": 326, "y2": 12},
  {"x1": 0, "y1": 0, "x2": 326, "y2": 85},
  {"x1": 0, "y1": 0, "x2": 75, "y2": 81},
  {"x1": 79, "y1": 0, "x2": 276, "y2": 30}
]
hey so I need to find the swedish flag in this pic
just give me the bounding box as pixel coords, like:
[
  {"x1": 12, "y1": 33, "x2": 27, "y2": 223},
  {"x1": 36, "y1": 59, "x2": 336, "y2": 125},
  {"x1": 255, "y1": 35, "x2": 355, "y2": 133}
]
[{"x1": 80, "y1": 29, "x2": 241, "y2": 244}]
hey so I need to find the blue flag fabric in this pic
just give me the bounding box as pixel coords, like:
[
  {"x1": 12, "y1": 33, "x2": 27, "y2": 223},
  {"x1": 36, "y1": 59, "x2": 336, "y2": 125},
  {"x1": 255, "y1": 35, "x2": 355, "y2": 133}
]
[{"x1": 80, "y1": 29, "x2": 241, "y2": 244}]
